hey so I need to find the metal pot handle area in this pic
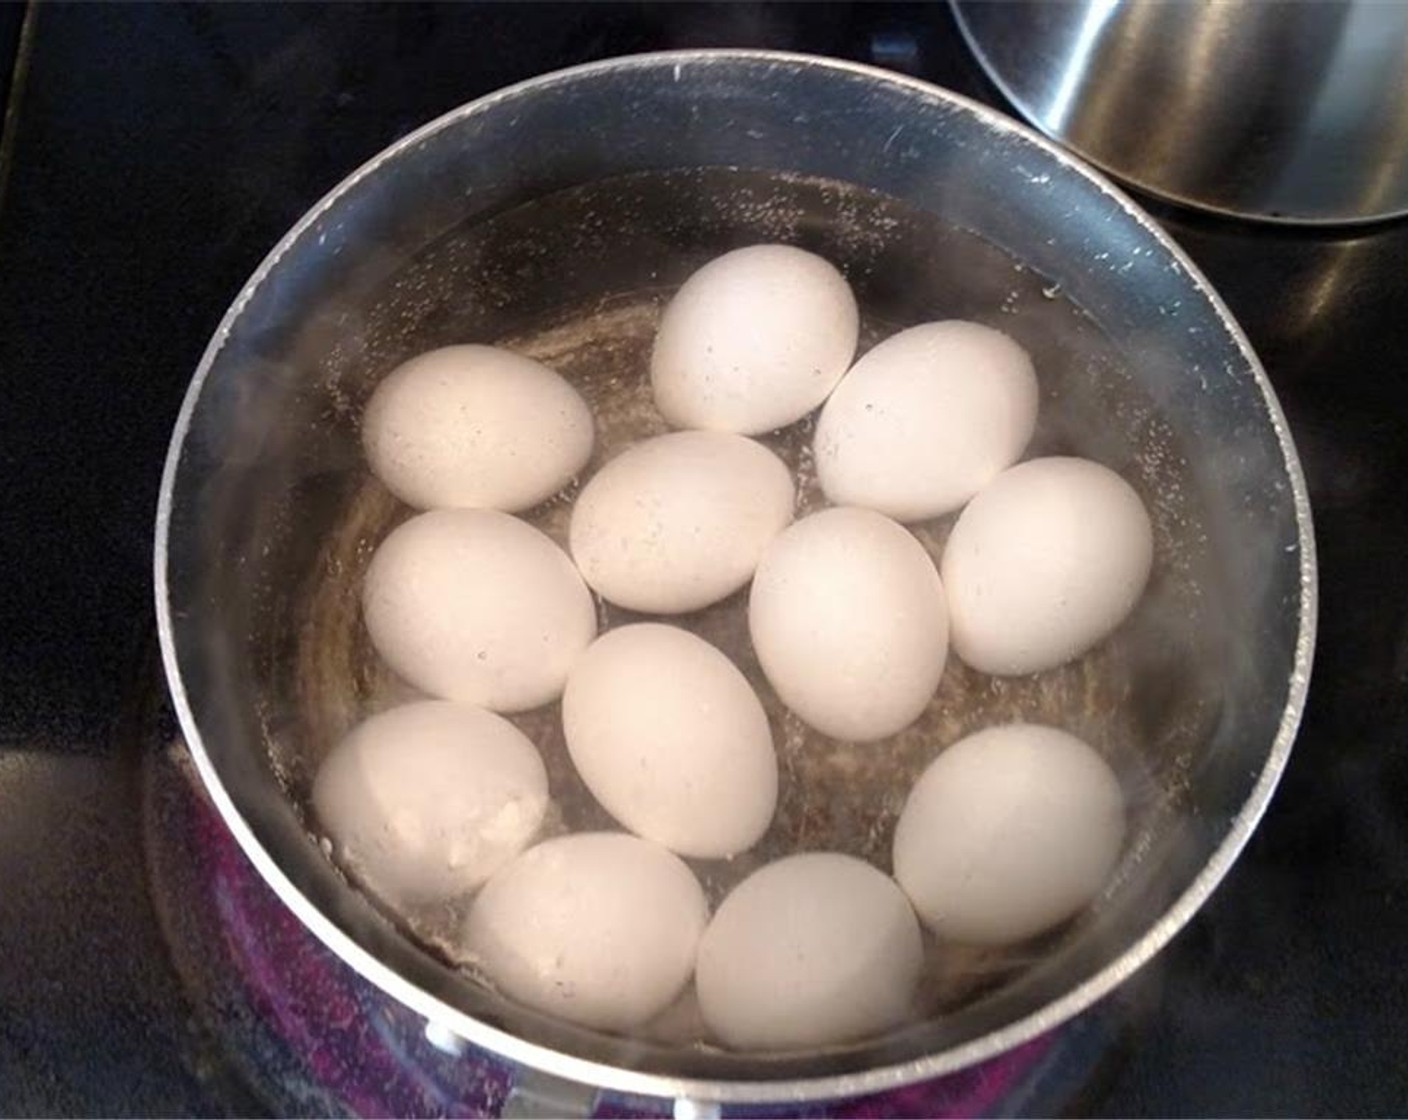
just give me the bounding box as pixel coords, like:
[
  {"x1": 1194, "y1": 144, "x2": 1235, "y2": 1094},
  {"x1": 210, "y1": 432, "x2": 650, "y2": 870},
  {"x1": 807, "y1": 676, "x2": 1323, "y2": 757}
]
[
  {"x1": 424, "y1": 1018, "x2": 722, "y2": 1119},
  {"x1": 500, "y1": 1067, "x2": 600, "y2": 1119}
]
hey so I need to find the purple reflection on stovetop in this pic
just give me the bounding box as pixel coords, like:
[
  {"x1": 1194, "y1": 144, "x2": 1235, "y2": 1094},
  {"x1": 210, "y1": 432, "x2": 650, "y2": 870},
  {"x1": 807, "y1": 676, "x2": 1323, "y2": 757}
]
[{"x1": 144, "y1": 734, "x2": 1089, "y2": 1119}]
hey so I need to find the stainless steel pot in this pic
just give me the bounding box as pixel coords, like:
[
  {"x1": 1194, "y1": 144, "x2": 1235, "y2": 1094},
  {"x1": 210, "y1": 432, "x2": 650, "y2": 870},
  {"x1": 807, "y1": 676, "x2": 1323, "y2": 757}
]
[
  {"x1": 155, "y1": 51, "x2": 1315, "y2": 1110},
  {"x1": 952, "y1": 0, "x2": 1408, "y2": 225}
]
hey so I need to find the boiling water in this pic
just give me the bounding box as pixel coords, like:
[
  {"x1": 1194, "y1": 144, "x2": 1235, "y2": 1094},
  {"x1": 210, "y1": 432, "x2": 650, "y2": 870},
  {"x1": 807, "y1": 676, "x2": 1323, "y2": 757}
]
[{"x1": 273, "y1": 168, "x2": 1218, "y2": 1036}]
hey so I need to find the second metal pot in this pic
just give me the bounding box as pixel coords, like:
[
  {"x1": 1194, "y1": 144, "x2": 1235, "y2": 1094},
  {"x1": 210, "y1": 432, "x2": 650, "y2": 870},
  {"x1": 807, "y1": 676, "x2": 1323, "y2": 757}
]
[{"x1": 954, "y1": 0, "x2": 1408, "y2": 225}]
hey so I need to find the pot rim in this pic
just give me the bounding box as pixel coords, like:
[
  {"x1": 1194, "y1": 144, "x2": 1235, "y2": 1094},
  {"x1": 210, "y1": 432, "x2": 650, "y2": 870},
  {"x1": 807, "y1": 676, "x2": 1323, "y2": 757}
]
[{"x1": 153, "y1": 47, "x2": 1317, "y2": 1105}]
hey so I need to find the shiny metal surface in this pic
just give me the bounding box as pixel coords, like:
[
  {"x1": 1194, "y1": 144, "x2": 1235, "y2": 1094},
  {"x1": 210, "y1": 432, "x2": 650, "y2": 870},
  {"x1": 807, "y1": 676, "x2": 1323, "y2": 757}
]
[
  {"x1": 154, "y1": 50, "x2": 1315, "y2": 1105},
  {"x1": 953, "y1": 0, "x2": 1408, "y2": 225}
]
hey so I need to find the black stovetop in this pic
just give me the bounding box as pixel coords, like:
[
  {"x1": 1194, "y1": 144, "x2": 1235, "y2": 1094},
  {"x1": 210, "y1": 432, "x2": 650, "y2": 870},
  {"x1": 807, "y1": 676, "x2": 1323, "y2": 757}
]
[{"x1": 2, "y1": 4, "x2": 1406, "y2": 1115}]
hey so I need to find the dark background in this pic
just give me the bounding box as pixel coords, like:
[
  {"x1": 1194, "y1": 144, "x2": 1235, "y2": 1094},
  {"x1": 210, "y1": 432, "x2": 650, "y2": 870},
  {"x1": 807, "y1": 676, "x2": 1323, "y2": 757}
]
[{"x1": 1, "y1": 3, "x2": 1406, "y2": 1114}]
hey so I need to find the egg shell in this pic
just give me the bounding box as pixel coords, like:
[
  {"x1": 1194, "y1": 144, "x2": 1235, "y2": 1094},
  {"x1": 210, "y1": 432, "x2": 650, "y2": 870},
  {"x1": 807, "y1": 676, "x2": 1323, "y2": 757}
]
[
  {"x1": 312, "y1": 701, "x2": 548, "y2": 906},
  {"x1": 748, "y1": 507, "x2": 949, "y2": 742},
  {"x1": 363, "y1": 509, "x2": 596, "y2": 711},
  {"x1": 892, "y1": 723, "x2": 1126, "y2": 945},
  {"x1": 650, "y1": 244, "x2": 860, "y2": 435},
  {"x1": 941, "y1": 456, "x2": 1154, "y2": 676},
  {"x1": 695, "y1": 852, "x2": 923, "y2": 1050},
  {"x1": 562, "y1": 624, "x2": 778, "y2": 858},
  {"x1": 814, "y1": 320, "x2": 1038, "y2": 521},
  {"x1": 362, "y1": 344, "x2": 593, "y2": 512},
  {"x1": 569, "y1": 431, "x2": 795, "y2": 614},
  {"x1": 462, "y1": 833, "x2": 708, "y2": 1033}
]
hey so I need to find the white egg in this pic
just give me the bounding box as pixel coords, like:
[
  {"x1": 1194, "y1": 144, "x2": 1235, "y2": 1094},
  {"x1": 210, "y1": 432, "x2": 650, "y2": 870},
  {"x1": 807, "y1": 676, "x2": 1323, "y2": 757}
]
[
  {"x1": 941, "y1": 456, "x2": 1154, "y2": 676},
  {"x1": 814, "y1": 321, "x2": 1038, "y2": 521},
  {"x1": 363, "y1": 509, "x2": 596, "y2": 711},
  {"x1": 569, "y1": 431, "x2": 795, "y2": 614},
  {"x1": 462, "y1": 833, "x2": 708, "y2": 1033},
  {"x1": 362, "y1": 344, "x2": 594, "y2": 512},
  {"x1": 695, "y1": 853, "x2": 923, "y2": 1050},
  {"x1": 748, "y1": 507, "x2": 949, "y2": 742},
  {"x1": 651, "y1": 244, "x2": 859, "y2": 435},
  {"x1": 312, "y1": 701, "x2": 548, "y2": 906},
  {"x1": 562, "y1": 624, "x2": 777, "y2": 858},
  {"x1": 893, "y1": 723, "x2": 1126, "y2": 945}
]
